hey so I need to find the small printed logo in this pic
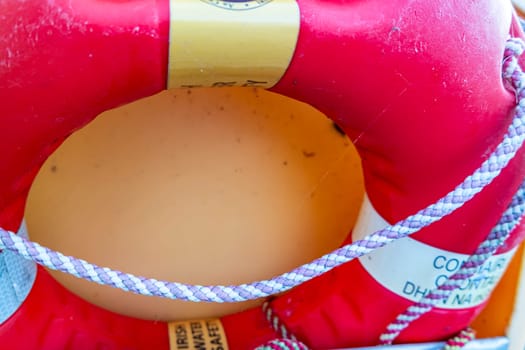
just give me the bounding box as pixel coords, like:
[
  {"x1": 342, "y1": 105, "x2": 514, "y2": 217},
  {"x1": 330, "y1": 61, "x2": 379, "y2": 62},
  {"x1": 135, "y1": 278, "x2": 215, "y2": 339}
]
[{"x1": 201, "y1": 0, "x2": 272, "y2": 10}]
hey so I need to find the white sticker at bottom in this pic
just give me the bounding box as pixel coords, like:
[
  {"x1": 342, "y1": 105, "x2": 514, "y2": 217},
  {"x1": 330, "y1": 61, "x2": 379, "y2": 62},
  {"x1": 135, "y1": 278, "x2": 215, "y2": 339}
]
[
  {"x1": 0, "y1": 221, "x2": 37, "y2": 323},
  {"x1": 359, "y1": 236, "x2": 517, "y2": 309}
]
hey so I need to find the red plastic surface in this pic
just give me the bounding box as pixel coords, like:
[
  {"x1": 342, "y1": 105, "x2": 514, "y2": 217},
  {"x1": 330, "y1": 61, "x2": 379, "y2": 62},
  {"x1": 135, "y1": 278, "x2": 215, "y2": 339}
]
[
  {"x1": 1, "y1": 1, "x2": 525, "y2": 349},
  {"x1": 0, "y1": 266, "x2": 169, "y2": 349}
]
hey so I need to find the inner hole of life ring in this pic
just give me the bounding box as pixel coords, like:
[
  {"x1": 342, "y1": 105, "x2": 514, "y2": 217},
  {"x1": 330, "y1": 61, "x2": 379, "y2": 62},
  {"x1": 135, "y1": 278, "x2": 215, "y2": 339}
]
[{"x1": 23, "y1": 87, "x2": 364, "y2": 321}]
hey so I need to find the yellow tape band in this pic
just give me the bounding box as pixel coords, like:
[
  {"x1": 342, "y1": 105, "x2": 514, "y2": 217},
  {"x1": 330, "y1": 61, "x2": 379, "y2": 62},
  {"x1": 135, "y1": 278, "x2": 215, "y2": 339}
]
[
  {"x1": 168, "y1": 319, "x2": 229, "y2": 350},
  {"x1": 168, "y1": 0, "x2": 300, "y2": 89}
]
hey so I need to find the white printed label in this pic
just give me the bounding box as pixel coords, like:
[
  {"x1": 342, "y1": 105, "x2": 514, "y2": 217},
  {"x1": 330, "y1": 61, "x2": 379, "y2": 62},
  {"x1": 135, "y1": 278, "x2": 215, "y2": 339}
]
[
  {"x1": 355, "y1": 194, "x2": 517, "y2": 309},
  {"x1": 0, "y1": 221, "x2": 37, "y2": 323},
  {"x1": 359, "y1": 235, "x2": 516, "y2": 309}
]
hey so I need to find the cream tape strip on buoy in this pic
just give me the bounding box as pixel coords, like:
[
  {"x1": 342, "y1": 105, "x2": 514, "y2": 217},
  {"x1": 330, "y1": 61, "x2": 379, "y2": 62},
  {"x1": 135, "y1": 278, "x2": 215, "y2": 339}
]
[
  {"x1": 168, "y1": 319, "x2": 229, "y2": 350},
  {"x1": 168, "y1": 0, "x2": 300, "y2": 89}
]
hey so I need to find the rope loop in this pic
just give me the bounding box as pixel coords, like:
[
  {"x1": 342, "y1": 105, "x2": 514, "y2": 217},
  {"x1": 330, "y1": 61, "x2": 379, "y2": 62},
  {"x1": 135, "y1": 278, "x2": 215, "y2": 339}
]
[
  {"x1": 443, "y1": 328, "x2": 476, "y2": 350},
  {"x1": 0, "y1": 38, "x2": 524, "y2": 307}
]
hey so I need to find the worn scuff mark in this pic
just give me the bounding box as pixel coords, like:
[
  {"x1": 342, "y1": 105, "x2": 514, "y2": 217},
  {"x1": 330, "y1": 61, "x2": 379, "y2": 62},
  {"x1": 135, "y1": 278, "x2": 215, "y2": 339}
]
[
  {"x1": 1, "y1": 1, "x2": 161, "y2": 74},
  {"x1": 0, "y1": 3, "x2": 86, "y2": 72}
]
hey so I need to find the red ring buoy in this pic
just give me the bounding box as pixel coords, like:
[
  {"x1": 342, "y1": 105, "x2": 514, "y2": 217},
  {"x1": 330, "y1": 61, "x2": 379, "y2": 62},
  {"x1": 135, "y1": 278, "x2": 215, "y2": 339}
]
[{"x1": 1, "y1": 1, "x2": 525, "y2": 349}]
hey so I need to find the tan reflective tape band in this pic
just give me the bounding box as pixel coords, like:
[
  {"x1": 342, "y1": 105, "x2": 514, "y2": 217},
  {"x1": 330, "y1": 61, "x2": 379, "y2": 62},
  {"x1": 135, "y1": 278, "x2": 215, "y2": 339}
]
[
  {"x1": 168, "y1": 319, "x2": 229, "y2": 350},
  {"x1": 168, "y1": 0, "x2": 300, "y2": 89}
]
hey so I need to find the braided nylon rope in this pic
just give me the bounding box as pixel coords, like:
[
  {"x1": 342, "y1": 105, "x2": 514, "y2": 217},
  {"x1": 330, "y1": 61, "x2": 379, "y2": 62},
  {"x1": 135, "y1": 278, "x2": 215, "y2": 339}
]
[
  {"x1": 379, "y1": 178, "x2": 525, "y2": 344},
  {"x1": 260, "y1": 174, "x2": 521, "y2": 346},
  {"x1": 0, "y1": 38, "x2": 524, "y2": 303},
  {"x1": 380, "y1": 182, "x2": 525, "y2": 344},
  {"x1": 378, "y1": 37, "x2": 525, "y2": 345},
  {"x1": 254, "y1": 338, "x2": 309, "y2": 350},
  {"x1": 443, "y1": 328, "x2": 477, "y2": 350},
  {"x1": 253, "y1": 328, "x2": 476, "y2": 350},
  {"x1": 240, "y1": 37, "x2": 522, "y2": 349},
  {"x1": 263, "y1": 301, "x2": 298, "y2": 342}
]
